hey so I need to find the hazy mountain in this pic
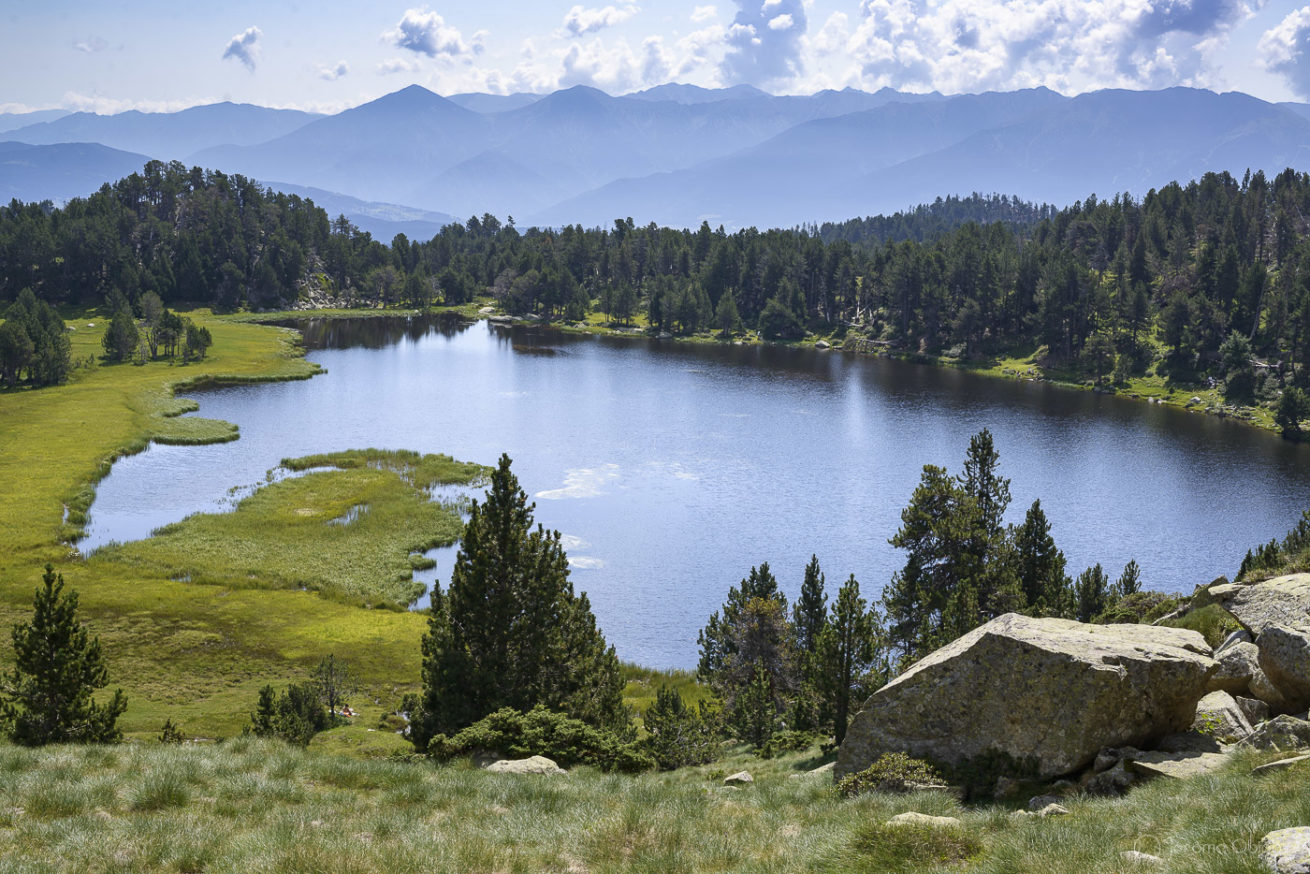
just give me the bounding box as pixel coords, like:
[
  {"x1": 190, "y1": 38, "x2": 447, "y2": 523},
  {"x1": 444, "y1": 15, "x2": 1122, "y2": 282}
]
[
  {"x1": 0, "y1": 110, "x2": 69, "y2": 135},
  {"x1": 627, "y1": 83, "x2": 770, "y2": 104},
  {"x1": 0, "y1": 141, "x2": 151, "y2": 204},
  {"x1": 193, "y1": 85, "x2": 492, "y2": 206},
  {"x1": 446, "y1": 92, "x2": 542, "y2": 113},
  {"x1": 262, "y1": 182, "x2": 455, "y2": 241},
  {"x1": 531, "y1": 88, "x2": 1064, "y2": 228},
  {"x1": 846, "y1": 88, "x2": 1310, "y2": 217},
  {"x1": 6, "y1": 102, "x2": 320, "y2": 161}
]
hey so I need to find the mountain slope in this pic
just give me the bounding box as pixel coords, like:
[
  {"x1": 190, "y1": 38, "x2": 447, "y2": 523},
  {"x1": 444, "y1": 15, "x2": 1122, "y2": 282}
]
[
  {"x1": 0, "y1": 141, "x2": 152, "y2": 203},
  {"x1": 6, "y1": 103, "x2": 320, "y2": 160}
]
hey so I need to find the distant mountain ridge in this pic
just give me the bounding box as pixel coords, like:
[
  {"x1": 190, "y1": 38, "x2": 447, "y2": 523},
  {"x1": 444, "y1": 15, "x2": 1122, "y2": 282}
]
[{"x1": 7, "y1": 84, "x2": 1310, "y2": 232}]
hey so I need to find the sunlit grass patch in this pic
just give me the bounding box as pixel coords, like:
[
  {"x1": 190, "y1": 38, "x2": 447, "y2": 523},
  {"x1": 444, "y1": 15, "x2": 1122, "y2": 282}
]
[{"x1": 90, "y1": 450, "x2": 483, "y2": 609}]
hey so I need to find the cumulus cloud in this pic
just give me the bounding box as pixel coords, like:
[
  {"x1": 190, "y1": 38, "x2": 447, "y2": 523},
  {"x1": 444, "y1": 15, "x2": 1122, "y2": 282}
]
[
  {"x1": 1261, "y1": 6, "x2": 1310, "y2": 98},
  {"x1": 561, "y1": 4, "x2": 640, "y2": 38},
  {"x1": 383, "y1": 8, "x2": 479, "y2": 57},
  {"x1": 822, "y1": 0, "x2": 1259, "y2": 96},
  {"x1": 317, "y1": 60, "x2": 350, "y2": 81},
  {"x1": 221, "y1": 26, "x2": 262, "y2": 71},
  {"x1": 378, "y1": 57, "x2": 421, "y2": 75},
  {"x1": 720, "y1": 0, "x2": 808, "y2": 86},
  {"x1": 74, "y1": 36, "x2": 108, "y2": 54},
  {"x1": 692, "y1": 5, "x2": 719, "y2": 23}
]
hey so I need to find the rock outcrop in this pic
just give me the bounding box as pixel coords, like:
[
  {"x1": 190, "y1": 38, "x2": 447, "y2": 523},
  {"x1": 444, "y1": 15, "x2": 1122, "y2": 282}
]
[
  {"x1": 1258, "y1": 625, "x2": 1310, "y2": 713},
  {"x1": 1210, "y1": 575, "x2": 1310, "y2": 635},
  {"x1": 1191, "y1": 690, "x2": 1255, "y2": 743},
  {"x1": 1261, "y1": 827, "x2": 1310, "y2": 873},
  {"x1": 835, "y1": 613, "x2": 1217, "y2": 781}
]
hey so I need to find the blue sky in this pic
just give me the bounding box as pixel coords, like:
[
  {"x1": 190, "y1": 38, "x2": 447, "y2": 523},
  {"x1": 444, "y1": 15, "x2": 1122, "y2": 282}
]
[{"x1": 4, "y1": 1, "x2": 1310, "y2": 113}]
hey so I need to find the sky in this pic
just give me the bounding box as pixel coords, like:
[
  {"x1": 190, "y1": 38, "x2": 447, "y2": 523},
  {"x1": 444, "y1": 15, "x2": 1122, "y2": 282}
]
[{"x1": 5, "y1": 0, "x2": 1310, "y2": 114}]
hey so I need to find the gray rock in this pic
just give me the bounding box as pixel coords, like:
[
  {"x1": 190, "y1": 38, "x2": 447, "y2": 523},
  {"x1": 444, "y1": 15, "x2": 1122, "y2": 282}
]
[
  {"x1": 886, "y1": 812, "x2": 961, "y2": 828},
  {"x1": 484, "y1": 755, "x2": 566, "y2": 775},
  {"x1": 1120, "y1": 850, "x2": 1164, "y2": 865},
  {"x1": 1083, "y1": 761, "x2": 1137, "y2": 796},
  {"x1": 1258, "y1": 625, "x2": 1310, "y2": 712},
  {"x1": 1261, "y1": 826, "x2": 1310, "y2": 873},
  {"x1": 1216, "y1": 628, "x2": 1255, "y2": 655},
  {"x1": 1192, "y1": 690, "x2": 1255, "y2": 742},
  {"x1": 1251, "y1": 753, "x2": 1310, "y2": 776},
  {"x1": 1028, "y1": 794, "x2": 1064, "y2": 811},
  {"x1": 1245, "y1": 715, "x2": 1310, "y2": 752},
  {"x1": 815, "y1": 339, "x2": 830, "y2": 349},
  {"x1": 1239, "y1": 696, "x2": 1273, "y2": 726},
  {"x1": 1210, "y1": 641, "x2": 1261, "y2": 695},
  {"x1": 1034, "y1": 803, "x2": 1069, "y2": 817},
  {"x1": 835, "y1": 614, "x2": 1217, "y2": 781},
  {"x1": 723, "y1": 771, "x2": 753, "y2": 786},
  {"x1": 808, "y1": 761, "x2": 835, "y2": 775},
  {"x1": 1210, "y1": 575, "x2": 1310, "y2": 635},
  {"x1": 1125, "y1": 750, "x2": 1229, "y2": 780}
]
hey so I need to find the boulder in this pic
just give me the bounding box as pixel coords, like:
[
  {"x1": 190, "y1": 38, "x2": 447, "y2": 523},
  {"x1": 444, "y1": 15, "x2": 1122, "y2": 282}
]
[
  {"x1": 1083, "y1": 761, "x2": 1137, "y2": 796},
  {"x1": 1209, "y1": 641, "x2": 1261, "y2": 695},
  {"x1": 1121, "y1": 850, "x2": 1164, "y2": 866},
  {"x1": 1258, "y1": 625, "x2": 1310, "y2": 712},
  {"x1": 835, "y1": 614, "x2": 1217, "y2": 781},
  {"x1": 1261, "y1": 827, "x2": 1310, "y2": 873},
  {"x1": 1251, "y1": 753, "x2": 1310, "y2": 776},
  {"x1": 1210, "y1": 575, "x2": 1310, "y2": 635},
  {"x1": 1125, "y1": 750, "x2": 1229, "y2": 780},
  {"x1": 723, "y1": 771, "x2": 753, "y2": 786},
  {"x1": 484, "y1": 755, "x2": 566, "y2": 775},
  {"x1": 1245, "y1": 715, "x2": 1310, "y2": 752},
  {"x1": 886, "y1": 812, "x2": 961, "y2": 828},
  {"x1": 1239, "y1": 696, "x2": 1272, "y2": 726},
  {"x1": 1192, "y1": 690, "x2": 1255, "y2": 743}
]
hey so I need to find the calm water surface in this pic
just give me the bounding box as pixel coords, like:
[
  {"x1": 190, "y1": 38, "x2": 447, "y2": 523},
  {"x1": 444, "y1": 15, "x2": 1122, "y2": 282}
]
[{"x1": 83, "y1": 316, "x2": 1310, "y2": 669}]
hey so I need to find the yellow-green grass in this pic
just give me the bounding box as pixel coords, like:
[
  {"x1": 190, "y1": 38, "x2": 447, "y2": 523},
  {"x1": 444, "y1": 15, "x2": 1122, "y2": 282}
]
[
  {"x1": 90, "y1": 450, "x2": 484, "y2": 610},
  {"x1": 0, "y1": 738, "x2": 1306, "y2": 872}
]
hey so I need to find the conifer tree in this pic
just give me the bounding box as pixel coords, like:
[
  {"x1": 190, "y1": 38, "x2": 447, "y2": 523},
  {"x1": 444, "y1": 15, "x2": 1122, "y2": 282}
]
[
  {"x1": 0, "y1": 565, "x2": 126, "y2": 745},
  {"x1": 1012, "y1": 499, "x2": 1072, "y2": 617},
  {"x1": 790, "y1": 555, "x2": 828, "y2": 730},
  {"x1": 816, "y1": 574, "x2": 885, "y2": 745},
  {"x1": 411, "y1": 454, "x2": 625, "y2": 749}
]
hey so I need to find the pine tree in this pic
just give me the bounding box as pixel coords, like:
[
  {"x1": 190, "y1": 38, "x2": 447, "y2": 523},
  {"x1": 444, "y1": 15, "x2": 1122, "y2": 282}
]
[
  {"x1": 1075, "y1": 564, "x2": 1112, "y2": 622},
  {"x1": 790, "y1": 555, "x2": 828, "y2": 730},
  {"x1": 0, "y1": 565, "x2": 126, "y2": 745},
  {"x1": 1012, "y1": 499, "x2": 1071, "y2": 616},
  {"x1": 816, "y1": 574, "x2": 885, "y2": 745},
  {"x1": 411, "y1": 454, "x2": 625, "y2": 749},
  {"x1": 1115, "y1": 559, "x2": 1142, "y2": 598}
]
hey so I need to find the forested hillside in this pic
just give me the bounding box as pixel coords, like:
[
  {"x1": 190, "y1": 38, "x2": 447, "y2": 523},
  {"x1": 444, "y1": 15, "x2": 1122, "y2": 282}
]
[{"x1": 5, "y1": 162, "x2": 1310, "y2": 413}]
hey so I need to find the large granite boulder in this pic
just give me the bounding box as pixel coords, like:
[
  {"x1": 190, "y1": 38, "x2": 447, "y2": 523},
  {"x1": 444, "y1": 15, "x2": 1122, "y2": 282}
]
[
  {"x1": 835, "y1": 614, "x2": 1217, "y2": 781},
  {"x1": 1210, "y1": 639, "x2": 1261, "y2": 696},
  {"x1": 1258, "y1": 625, "x2": 1310, "y2": 713},
  {"x1": 1191, "y1": 690, "x2": 1255, "y2": 743},
  {"x1": 1210, "y1": 575, "x2": 1310, "y2": 635}
]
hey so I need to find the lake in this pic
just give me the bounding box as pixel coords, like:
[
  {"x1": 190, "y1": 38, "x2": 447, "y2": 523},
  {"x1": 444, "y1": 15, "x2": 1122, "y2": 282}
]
[{"x1": 82, "y1": 315, "x2": 1310, "y2": 669}]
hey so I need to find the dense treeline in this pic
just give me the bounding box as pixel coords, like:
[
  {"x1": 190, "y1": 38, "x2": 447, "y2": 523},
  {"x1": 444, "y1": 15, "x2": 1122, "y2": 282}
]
[{"x1": 8, "y1": 162, "x2": 1310, "y2": 410}]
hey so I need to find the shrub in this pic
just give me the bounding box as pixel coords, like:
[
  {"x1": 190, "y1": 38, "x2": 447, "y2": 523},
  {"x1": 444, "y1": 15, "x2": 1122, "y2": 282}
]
[
  {"x1": 250, "y1": 682, "x2": 330, "y2": 747},
  {"x1": 836, "y1": 752, "x2": 944, "y2": 798},
  {"x1": 1094, "y1": 590, "x2": 1179, "y2": 624},
  {"x1": 640, "y1": 686, "x2": 722, "y2": 770},
  {"x1": 159, "y1": 718, "x2": 185, "y2": 744},
  {"x1": 757, "y1": 729, "x2": 820, "y2": 759},
  {"x1": 426, "y1": 706, "x2": 654, "y2": 773}
]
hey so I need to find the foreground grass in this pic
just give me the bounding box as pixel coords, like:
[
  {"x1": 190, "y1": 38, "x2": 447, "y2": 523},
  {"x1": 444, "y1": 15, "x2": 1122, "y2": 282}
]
[
  {"x1": 91, "y1": 450, "x2": 484, "y2": 610},
  {"x1": 0, "y1": 739, "x2": 1305, "y2": 873}
]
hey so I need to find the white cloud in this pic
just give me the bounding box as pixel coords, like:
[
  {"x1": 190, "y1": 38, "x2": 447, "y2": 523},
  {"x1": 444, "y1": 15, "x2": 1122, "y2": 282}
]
[
  {"x1": 1261, "y1": 5, "x2": 1310, "y2": 99},
  {"x1": 383, "y1": 8, "x2": 478, "y2": 58},
  {"x1": 721, "y1": 0, "x2": 808, "y2": 86},
  {"x1": 692, "y1": 5, "x2": 719, "y2": 23},
  {"x1": 561, "y1": 4, "x2": 640, "y2": 38},
  {"x1": 221, "y1": 26, "x2": 262, "y2": 72},
  {"x1": 74, "y1": 36, "x2": 108, "y2": 54},
  {"x1": 814, "y1": 0, "x2": 1261, "y2": 96},
  {"x1": 377, "y1": 57, "x2": 422, "y2": 75},
  {"x1": 317, "y1": 60, "x2": 350, "y2": 81}
]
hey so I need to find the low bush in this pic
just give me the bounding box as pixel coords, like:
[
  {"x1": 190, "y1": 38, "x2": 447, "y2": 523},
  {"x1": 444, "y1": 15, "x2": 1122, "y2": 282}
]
[
  {"x1": 426, "y1": 706, "x2": 655, "y2": 774},
  {"x1": 640, "y1": 686, "x2": 722, "y2": 770},
  {"x1": 757, "y1": 729, "x2": 820, "y2": 759},
  {"x1": 836, "y1": 752, "x2": 944, "y2": 797}
]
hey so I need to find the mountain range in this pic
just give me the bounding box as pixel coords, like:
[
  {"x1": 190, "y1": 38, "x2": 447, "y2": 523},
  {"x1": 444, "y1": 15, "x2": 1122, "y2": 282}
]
[{"x1": 4, "y1": 84, "x2": 1310, "y2": 233}]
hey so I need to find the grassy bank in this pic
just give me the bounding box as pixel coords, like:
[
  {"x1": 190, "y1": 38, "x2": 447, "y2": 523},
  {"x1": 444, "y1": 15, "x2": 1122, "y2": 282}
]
[{"x1": 0, "y1": 737, "x2": 1304, "y2": 873}]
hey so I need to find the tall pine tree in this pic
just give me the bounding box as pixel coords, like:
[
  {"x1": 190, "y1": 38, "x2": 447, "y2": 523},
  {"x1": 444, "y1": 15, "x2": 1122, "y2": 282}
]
[
  {"x1": 1, "y1": 565, "x2": 126, "y2": 745},
  {"x1": 411, "y1": 455, "x2": 625, "y2": 749}
]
